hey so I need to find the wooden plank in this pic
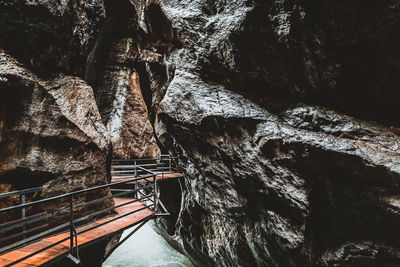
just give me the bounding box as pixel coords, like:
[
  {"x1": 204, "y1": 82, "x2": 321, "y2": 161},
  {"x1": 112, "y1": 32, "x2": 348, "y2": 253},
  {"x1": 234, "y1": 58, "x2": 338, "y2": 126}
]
[
  {"x1": 43, "y1": 233, "x2": 69, "y2": 243},
  {"x1": 16, "y1": 242, "x2": 70, "y2": 267},
  {"x1": 0, "y1": 224, "x2": 49, "y2": 244},
  {"x1": 0, "y1": 258, "x2": 12, "y2": 265},
  {"x1": 18, "y1": 240, "x2": 66, "y2": 253},
  {"x1": 1, "y1": 250, "x2": 31, "y2": 262}
]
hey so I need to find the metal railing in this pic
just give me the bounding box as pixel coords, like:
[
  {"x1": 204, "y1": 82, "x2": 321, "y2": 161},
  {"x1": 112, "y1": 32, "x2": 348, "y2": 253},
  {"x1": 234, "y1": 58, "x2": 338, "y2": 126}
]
[
  {"x1": 0, "y1": 173, "x2": 158, "y2": 266},
  {"x1": 111, "y1": 154, "x2": 178, "y2": 216},
  {"x1": 111, "y1": 154, "x2": 178, "y2": 181},
  {"x1": 0, "y1": 154, "x2": 179, "y2": 266}
]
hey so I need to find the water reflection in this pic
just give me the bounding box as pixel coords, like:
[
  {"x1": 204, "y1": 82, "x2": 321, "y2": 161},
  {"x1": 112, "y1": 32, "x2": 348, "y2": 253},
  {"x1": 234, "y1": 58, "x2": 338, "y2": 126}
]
[{"x1": 103, "y1": 222, "x2": 194, "y2": 267}]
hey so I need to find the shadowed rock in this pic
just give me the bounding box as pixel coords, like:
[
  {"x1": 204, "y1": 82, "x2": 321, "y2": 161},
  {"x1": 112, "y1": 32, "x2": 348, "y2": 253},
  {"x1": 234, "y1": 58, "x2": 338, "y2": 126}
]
[
  {"x1": 0, "y1": 51, "x2": 111, "y2": 201},
  {"x1": 144, "y1": 0, "x2": 400, "y2": 266},
  {"x1": 0, "y1": 0, "x2": 106, "y2": 76}
]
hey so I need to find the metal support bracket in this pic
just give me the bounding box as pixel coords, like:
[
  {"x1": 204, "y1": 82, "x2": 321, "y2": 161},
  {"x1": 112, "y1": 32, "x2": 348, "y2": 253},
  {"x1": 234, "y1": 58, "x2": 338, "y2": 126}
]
[
  {"x1": 68, "y1": 225, "x2": 81, "y2": 264},
  {"x1": 67, "y1": 254, "x2": 81, "y2": 265},
  {"x1": 69, "y1": 194, "x2": 80, "y2": 265}
]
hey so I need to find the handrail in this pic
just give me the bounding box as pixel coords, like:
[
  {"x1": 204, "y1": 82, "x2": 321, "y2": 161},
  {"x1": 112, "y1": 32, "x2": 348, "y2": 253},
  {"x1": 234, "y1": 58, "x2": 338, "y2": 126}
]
[
  {"x1": 112, "y1": 163, "x2": 167, "y2": 168},
  {"x1": 0, "y1": 174, "x2": 155, "y2": 214},
  {"x1": 111, "y1": 155, "x2": 178, "y2": 162},
  {"x1": 4, "y1": 200, "x2": 156, "y2": 267},
  {"x1": 0, "y1": 189, "x2": 137, "y2": 235},
  {"x1": 0, "y1": 187, "x2": 42, "y2": 199},
  {"x1": 111, "y1": 155, "x2": 179, "y2": 178}
]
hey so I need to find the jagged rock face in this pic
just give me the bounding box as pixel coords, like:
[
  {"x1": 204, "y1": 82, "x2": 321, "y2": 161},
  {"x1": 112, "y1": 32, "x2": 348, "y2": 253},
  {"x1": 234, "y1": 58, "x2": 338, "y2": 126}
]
[
  {"x1": 140, "y1": 0, "x2": 400, "y2": 266},
  {"x1": 0, "y1": 0, "x2": 160, "y2": 196},
  {"x1": 94, "y1": 38, "x2": 160, "y2": 159},
  {"x1": 0, "y1": 0, "x2": 159, "y2": 264},
  {"x1": 85, "y1": 0, "x2": 161, "y2": 159},
  {"x1": 0, "y1": 2, "x2": 163, "y2": 267},
  {"x1": 0, "y1": 1, "x2": 117, "y2": 248},
  {"x1": 0, "y1": 51, "x2": 111, "y2": 199},
  {"x1": 0, "y1": 0, "x2": 106, "y2": 76}
]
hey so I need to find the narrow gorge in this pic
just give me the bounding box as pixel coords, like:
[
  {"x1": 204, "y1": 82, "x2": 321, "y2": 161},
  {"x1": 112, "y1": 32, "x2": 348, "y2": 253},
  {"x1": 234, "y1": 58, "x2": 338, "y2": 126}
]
[{"x1": 1, "y1": 0, "x2": 400, "y2": 266}]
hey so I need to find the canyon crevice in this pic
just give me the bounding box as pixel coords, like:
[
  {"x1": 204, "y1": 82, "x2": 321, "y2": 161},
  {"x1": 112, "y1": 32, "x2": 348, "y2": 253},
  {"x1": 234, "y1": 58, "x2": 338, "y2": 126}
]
[{"x1": 1, "y1": 0, "x2": 400, "y2": 266}]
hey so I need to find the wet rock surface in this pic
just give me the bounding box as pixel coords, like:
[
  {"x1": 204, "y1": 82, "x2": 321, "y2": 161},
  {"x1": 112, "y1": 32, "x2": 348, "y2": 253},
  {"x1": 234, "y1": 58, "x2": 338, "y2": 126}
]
[{"x1": 144, "y1": 0, "x2": 400, "y2": 266}]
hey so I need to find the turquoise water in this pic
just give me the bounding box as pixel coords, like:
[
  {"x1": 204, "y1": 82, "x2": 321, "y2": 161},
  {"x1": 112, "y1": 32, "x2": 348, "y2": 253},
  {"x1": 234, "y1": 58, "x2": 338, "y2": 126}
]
[{"x1": 102, "y1": 222, "x2": 194, "y2": 267}]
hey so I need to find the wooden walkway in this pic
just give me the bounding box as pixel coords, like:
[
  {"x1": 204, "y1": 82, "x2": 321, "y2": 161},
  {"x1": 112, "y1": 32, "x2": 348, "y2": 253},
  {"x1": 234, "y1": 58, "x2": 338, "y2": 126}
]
[
  {"x1": 0, "y1": 198, "x2": 154, "y2": 267},
  {"x1": 0, "y1": 156, "x2": 182, "y2": 266}
]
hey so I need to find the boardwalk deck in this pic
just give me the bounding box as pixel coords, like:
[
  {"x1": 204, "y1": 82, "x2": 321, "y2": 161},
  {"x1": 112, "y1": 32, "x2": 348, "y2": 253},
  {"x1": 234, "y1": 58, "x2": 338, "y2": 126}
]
[
  {"x1": 0, "y1": 156, "x2": 182, "y2": 266},
  {"x1": 0, "y1": 198, "x2": 154, "y2": 267}
]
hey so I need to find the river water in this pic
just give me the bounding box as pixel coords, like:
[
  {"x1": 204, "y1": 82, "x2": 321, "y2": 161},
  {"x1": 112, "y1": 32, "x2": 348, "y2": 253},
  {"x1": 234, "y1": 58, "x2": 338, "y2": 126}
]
[{"x1": 102, "y1": 222, "x2": 194, "y2": 267}]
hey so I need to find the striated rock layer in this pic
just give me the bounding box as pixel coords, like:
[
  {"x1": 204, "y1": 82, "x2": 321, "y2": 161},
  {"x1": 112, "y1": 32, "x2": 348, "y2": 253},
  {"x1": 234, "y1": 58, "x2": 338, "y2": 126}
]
[
  {"x1": 93, "y1": 37, "x2": 160, "y2": 159},
  {"x1": 0, "y1": 50, "x2": 111, "y2": 208},
  {"x1": 87, "y1": 0, "x2": 161, "y2": 159},
  {"x1": 138, "y1": 0, "x2": 400, "y2": 266},
  {"x1": 0, "y1": 0, "x2": 111, "y2": 201}
]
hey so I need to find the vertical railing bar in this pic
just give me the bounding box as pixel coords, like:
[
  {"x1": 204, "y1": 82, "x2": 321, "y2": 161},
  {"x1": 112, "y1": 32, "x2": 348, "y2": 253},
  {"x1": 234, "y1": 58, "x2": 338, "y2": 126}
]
[
  {"x1": 153, "y1": 175, "x2": 157, "y2": 212},
  {"x1": 134, "y1": 160, "x2": 138, "y2": 199},
  {"x1": 133, "y1": 178, "x2": 137, "y2": 199},
  {"x1": 69, "y1": 195, "x2": 74, "y2": 255},
  {"x1": 21, "y1": 194, "x2": 26, "y2": 239},
  {"x1": 134, "y1": 160, "x2": 137, "y2": 177},
  {"x1": 73, "y1": 227, "x2": 80, "y2": 259},
  {"x1": 161, "y1": 158, "x2": 164, "y2": 180}
]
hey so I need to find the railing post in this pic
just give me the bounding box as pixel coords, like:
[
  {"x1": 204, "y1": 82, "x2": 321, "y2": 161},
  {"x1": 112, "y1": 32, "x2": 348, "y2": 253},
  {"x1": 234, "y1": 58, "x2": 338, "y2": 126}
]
[
  {"x1": 153, "y1": 175, "x2": 157, "y2": 212},
  {"x1": 169, "y1": 156, "x2": 172, "y2": 172},
  {"x1": 134, "y1": 182, "x2": 137, "y2": 199},
  {"x1": 67, "y1": 194, "x2": 81, "y2": 264},
  {"x1": 20, "y1": 194, "x2": 26, "y2": 238},
  {"x1": 134, "y1": 160, "x2": 137, "y2": 177},
  {"x1": 161, "y1": 158, "x2": 164, "y2": 180},
  {"x1": 69, "y1": 194, "x2": 74, "y2": 255}
]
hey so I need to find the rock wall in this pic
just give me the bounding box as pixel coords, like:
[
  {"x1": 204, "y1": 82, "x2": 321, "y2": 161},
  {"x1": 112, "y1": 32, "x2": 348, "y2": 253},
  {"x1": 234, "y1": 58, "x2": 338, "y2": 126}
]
[
  {"x1": 0, "y1": 0, "x2": 160, "y2": 195},
  {"x1": 0, "y1": 0, "x2": 112, "y2": 200},
  {"x1": 87, "y1": 0, "x2": 161, "y2": 159},
  {"x1": 140, "y1": 0, "x2": 400, "y2": 266},
  {"x1": 0, "y1": 0, "x2": 106, "y2": 77},
  {"x1": 93, "y1": 36, "x2": 160, "y2": 159},
  {"x1": 0, "y1": 0, "x2": 159, "y2": 263}
]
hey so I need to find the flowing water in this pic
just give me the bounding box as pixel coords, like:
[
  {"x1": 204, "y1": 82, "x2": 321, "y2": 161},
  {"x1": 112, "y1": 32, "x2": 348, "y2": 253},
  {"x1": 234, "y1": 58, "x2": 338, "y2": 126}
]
[{"x1": 102, "y1": 222, "x2": 194, "y2": 267}]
